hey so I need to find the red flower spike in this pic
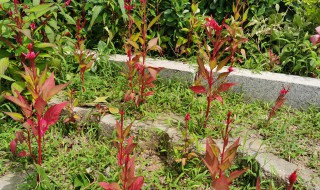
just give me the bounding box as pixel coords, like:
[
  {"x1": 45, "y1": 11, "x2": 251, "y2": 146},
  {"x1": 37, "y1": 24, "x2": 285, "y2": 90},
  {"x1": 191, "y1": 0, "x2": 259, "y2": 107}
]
[
  {"x1": 185, "y1": 113, "x2": 191, "y2": 121},
  {"x1": 30, "y1": 22, "x2": 36, "y2": 30},
  {"x1": 9, "y1": 10, "x2": 13, "y2": 16},
  {"x1": 228, "y1": 67, "x2": 234, "y2": 72},
  {"x1": 289, "y1": 170, "x2": 297, "y2": 185},
  {"x1": 205, "y1": 16, "x2": 223, "y2": 33},
  {"x1": 65, "y1": 0, "x2": 71, "y2": 6},
  {"x1": 280, "y1": 87, "x2": 289, "y2": 96}
]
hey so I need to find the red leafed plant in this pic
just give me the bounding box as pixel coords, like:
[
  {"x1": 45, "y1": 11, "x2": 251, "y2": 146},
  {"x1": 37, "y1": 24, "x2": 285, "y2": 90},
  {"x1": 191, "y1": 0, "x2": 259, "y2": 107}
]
[
  {"x1": 203, "y1": 111, "x2": 247, "y2": 190},
  {"x1": 99, "y1": 109, "x2": 144, "y2": 190},
  {"x1": 74, "y1": 13, "x2": 96, "y2": 92},
  {"x1": 266, "y1": 86, "x2": 289, "y2": 126},
  {"x1": 190, "y1": 0, "x2": 248, "y2": 128},
  {"x1": 3, "y1": 43, "x2": 69, "y2": 182},
  {"x1": 122, "y1": 0, "x2": 163, "y2": 106}
]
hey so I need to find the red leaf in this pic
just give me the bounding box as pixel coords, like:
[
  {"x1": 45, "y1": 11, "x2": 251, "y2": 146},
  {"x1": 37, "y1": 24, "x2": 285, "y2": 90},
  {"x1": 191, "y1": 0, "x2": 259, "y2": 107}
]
[
  {"x1": 124, "y1": 143, "x2": 137, "y2": 155},
  {"x1": 40, "y1": 73, "x2": 69, "y2": 101},
  {"x1": 190, "y1": 86, "x2": 206, "y2": 94},
  {"x1": 212, "y1": 175, "x2": 230, "y2": 190},
  {"x1": 99, "y1": 182, "x2": 121, "y2": 190},
  {"x1": 146, "y1": 91, "x2": 154, "y2": 97},
  {"x1": 15, "y1": 131, "x2": 26, "y2": 143},
  {"x1": 43, "y1": 101, "x2": 68, "y2": 127},
  {"x1": 256, "y1": 176, "x2": 261, "y2": 190},
  {"x1": 147, "y1": 67, "x2": 162, "y2": 79},
  {"x1": 147, "y1": 37, "x2": 159, "y2": 50},
  {"x1": 218, "y1": 83, "x2": 236, "y2": 92},
  {"x1": 35, "y1": 97, "x2": 47, "y2": 115},
  {"x1": 40, "y1": 73, "x2": 55, "y2": 101},
  {"x1": 129, "y1": 176, "x2": 144, "y2": 190},
  {"x1": 17, "y1": 150, "x2": 27, "y2": 157},
  {"x1": 10, "y1": 140, "x2": 17, "y2": 154},
  {"x1": 227, "y1": 168, "x2": 248, "y2": 183},
  {"x1": 4, "y1": 94, "x2": 29, "y2": 110}
]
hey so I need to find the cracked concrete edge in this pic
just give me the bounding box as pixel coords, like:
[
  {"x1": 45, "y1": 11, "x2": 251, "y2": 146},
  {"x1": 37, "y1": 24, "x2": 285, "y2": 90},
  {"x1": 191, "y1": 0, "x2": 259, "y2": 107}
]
[{"x1": 109, "y1": 54, "x2": 320, "y2": 109}]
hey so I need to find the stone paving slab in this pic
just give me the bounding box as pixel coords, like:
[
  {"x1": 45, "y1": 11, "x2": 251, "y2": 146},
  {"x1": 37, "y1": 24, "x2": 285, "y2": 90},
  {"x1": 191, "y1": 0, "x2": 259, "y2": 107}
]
[
  {"x1": 0, "y1": 172, "x2": 25, "y2": 190},
  {"x1": 109, "y1": 54, "x2": 320, "y2": 109}
]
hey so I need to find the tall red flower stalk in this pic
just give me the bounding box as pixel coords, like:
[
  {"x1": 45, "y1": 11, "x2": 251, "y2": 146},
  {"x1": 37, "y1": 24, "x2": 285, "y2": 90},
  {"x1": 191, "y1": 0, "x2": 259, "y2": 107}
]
[{"x1": 266, "y1": 86, "x2": 289, "y2": 126}]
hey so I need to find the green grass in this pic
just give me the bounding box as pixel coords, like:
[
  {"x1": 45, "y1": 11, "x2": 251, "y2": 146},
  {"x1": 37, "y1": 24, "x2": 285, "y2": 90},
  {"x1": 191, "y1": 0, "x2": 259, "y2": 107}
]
[{"x1": 0, "y1": 60, "x2": 318, "y2": 189}]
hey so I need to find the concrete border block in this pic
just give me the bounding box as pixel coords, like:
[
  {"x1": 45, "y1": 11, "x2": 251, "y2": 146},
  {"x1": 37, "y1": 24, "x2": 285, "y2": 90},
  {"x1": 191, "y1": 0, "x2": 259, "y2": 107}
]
[
  {"x1": 109, "y1": 54, "x2": 196, "y2": 84},
  {"x1": 109, "y1": 54, "x2": 320, "y2": 108}
]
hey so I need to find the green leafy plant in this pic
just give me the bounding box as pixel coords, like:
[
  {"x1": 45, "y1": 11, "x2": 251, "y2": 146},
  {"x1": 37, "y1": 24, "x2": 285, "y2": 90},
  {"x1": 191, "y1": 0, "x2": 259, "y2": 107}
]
[{"x1": 3, "y1": 43, "x2": 69, "y2": 183}]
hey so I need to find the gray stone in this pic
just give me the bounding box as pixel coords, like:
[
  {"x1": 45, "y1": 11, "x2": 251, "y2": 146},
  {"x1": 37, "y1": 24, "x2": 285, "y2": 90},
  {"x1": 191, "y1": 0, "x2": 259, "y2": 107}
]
[
  {"x1": 0, "y1": 172, "x2": 25, "y2": 190},
  {"x1": 99, "y1": 114, "x2": 117, "y2": 138}
]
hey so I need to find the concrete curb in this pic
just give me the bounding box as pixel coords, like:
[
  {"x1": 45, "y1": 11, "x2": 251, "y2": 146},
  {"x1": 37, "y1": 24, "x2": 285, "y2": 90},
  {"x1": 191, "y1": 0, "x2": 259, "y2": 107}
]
[{"x1": 109, "y1": 54, "x2": 320, "y2": 109}]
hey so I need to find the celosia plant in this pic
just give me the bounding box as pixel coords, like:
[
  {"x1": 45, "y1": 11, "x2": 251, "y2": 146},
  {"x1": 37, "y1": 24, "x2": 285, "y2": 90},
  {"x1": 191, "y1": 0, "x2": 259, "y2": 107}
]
[
  {"x1": 99, "y1": 109, "x2": 144, "y2": 190},
  {"x1": 4, "y1": 43, "x2": 69, "y2": 182},
  {"x1": 123, "y1": 0, "x2": 163, "y2": 106},
  {"x1": 202, "y1": 112, "x2": 247, "y2": 189},
  {"x1": 267, "y1": 86, "x2": 289, "y2": 125},
  {"x1": 74, "y1": 15, "x2": 96, "y2": 92},
  {"x1": 190, "y1": 0, "x2": 248, "y2": 128}
]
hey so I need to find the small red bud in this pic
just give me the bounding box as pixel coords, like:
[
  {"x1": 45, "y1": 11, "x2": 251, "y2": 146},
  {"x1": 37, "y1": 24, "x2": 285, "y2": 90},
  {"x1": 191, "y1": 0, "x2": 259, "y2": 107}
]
[
  {"x1": 65, "y1": 31, "x2": 70, "y2": 36},
  {"x1": 27, "y1": 43, "x2": 33, "y2": 51},
  {"x1": 280, "y1": 87, "x2": 289, "y2": 96},
  {"x1": 228, "y1": 66, "x2": 234, "y2": 72},
  {"x1": 185, "y1": 113, "x2": 190, "y2": 121},
  {"x1": 289, "y1": 170, "x2": 297, "y2": 185},
  {"x1": 30, "y1": 22, "x2": 36, "y2": 30},
  {"x1": 119, "y1": 110, "x2": 124, "y2": 115}
]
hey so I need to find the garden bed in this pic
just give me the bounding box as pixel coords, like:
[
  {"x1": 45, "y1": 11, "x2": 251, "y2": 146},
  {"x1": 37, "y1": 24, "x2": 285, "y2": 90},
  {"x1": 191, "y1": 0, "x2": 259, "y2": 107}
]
[{"x1": 1, "y1": 65, "x2": 319, "y2": 189}]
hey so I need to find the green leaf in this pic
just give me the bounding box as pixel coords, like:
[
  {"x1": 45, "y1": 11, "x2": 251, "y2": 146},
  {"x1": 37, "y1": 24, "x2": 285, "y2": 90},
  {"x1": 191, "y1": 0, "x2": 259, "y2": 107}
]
[
  {"x1": 88, "y1": 6, "x2": 103, "y2": 31},
  {"x1": 0, "y1": 57, "x2": 9, "y2": 75},
  {"x1": 34, "y1": 43, "x2": 56, "y2": 48},
  {"x1": 0, "y1": 0, "x2": 10, "y2": 3},
  {"x1": 148, "y1": 13, "x2": 162, "y2": 30},
  {"x1": 45, "y1": 25, "x2": 55, "y2": 43},
  {"x1": 4, "y1": 112, "x2": 24, "y2": 122},
  {"x1": 118, "y1": 0, "x2": 127, "y2": 20},
  {"x1": 93, "y1": 97, "x2": 108, "y2": 103},
  {"x1": 28, "y1": 3, "x2": 53, "y2": 12},
  {"x1": 11, "y1": 82, "x2": 25, "y2": 96},
  {"x1": 0, "y1": 74, "x2": 15, "y2": 81},
  {"x1": 109, "y1": 107, "x2": 119, "y2": 114},
  {"x1": 33, "y1": 0, "x2": 40, "y2": 6}
]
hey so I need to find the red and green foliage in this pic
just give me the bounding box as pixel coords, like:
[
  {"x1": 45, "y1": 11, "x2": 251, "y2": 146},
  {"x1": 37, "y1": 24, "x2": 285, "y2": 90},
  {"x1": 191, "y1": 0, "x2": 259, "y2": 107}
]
[
  {"x1": 202, "y1": 111, "x2": 247, "y2": 189},
  {"x1": 4, "y1": 43, "x2": 69, "y2": 181},
  {"x1": 74, "y1": 14, "x2": 96, "y2": 92},
  {"x1": 122, "y1": 0, "x2": 163, "y2": 106},
  {"x1": 190, "y1": 0, "x2": 248, "y2": 128},
  {"x1": 267, "y1": 86, "x2": 289, "y2": 124},
  {"x1": 256, "y1": 170, "x2": 297, "y2": 190},
  {"x1": 99, "y1": 110, "x2": 143, "y2": 190}
]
